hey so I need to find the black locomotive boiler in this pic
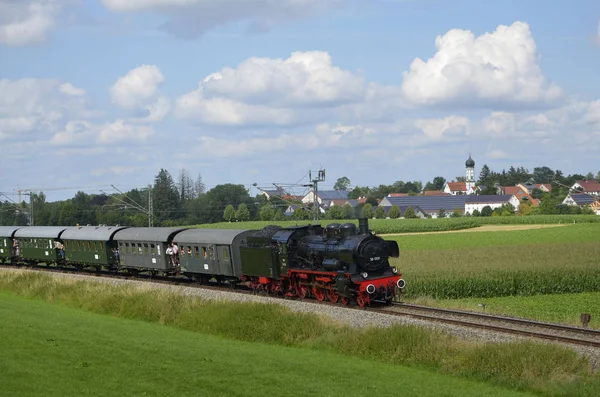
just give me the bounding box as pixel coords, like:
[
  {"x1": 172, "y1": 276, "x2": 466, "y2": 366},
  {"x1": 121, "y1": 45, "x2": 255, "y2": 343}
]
[{"x1": 240, "y1": 218, "x2": 404, "y2": 306}]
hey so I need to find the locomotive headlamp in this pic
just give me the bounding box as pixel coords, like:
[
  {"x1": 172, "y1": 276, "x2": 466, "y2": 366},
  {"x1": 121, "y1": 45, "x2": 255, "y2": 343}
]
[
  {"x1": 391, "y1": 266, "x2": 398, "y2": 274},
  {"x1": 361, "y1": 272, "x2": 368, "y2": 279},
  {"x1": 397, "y1": 278, "x2": 406, "y2": 289}
]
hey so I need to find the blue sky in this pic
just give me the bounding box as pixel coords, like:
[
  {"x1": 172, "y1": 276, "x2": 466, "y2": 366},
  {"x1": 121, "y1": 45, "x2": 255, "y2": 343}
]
[{"x1": 1, "y1": 0, "x2": 599, "y2": 201}]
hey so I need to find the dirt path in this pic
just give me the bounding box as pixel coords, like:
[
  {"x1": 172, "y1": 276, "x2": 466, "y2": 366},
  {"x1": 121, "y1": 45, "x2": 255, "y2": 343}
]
[{"x1": 381, "y1": 223, "x2": 568, "y2": 236}]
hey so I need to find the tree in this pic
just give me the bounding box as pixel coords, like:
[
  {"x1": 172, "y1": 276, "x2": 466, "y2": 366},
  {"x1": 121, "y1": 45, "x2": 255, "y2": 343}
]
[
  {"x1": 437, "y1": 208, "x2": 447, "y2": 218},
  {"x1": 273, "y1": 209, "x2": 285, "y2": 221},
  {"x1": 388, "y1": 205, "x2": 401, "y2": 219},
  {"x1": 362, "y1": 203, "x2": 374, "y2": 218},
  {"x1": 333, "y1": 176, "x2": 351, "y2": 191},
  {"x1": 178, "y1": 168, "x2": 195, "y2": 202},
  {"x1": 193, "y1": 173, "x2": 206, "y2": 198},
  {"x1": 432, "y1": 176, "x2": 446, "y2": 191},
  {"x1": 455, "y1": 176, "x2": 466, "y2": 182},
  {"x1": 327, "y1": 205, "x2": 344, "y2": 220},
  {"x1": 375, "y1": 206, "x2": 386, "y2": 219},
  {"x1": 480, "y1": 205, "x2": 493, "y2": 217},
  {"x1": 532, "y1": 166, "x2": 555, "y2": 184},
  {"x1": 403, "y1": 206, "x2": 417, "y2": 219},
  {"x1": 259, "y1": 205, "x2": 275, "y2": 221},
  {"x1": 478, "y1": 165, "x2": 491, "y2": 185},
  {"x1": 342, "y1": 203, "x2": 354, "y2": 219},
  {"x1": 293, "y1": 207, "x2": 311, "y2": 220},
  {"x1": 223, "y1": 205, "x2": 235, "y2": 222},
  {"x1": 153, "y1": 168, "x2": 181, "y2": 224},
  {"x1": 202, "y1": 184, "x2": 251, "y2": 223},
  {"x1": 235, "y1": 203, "x2": 250, "y2": 221},
  {"x1": 451, "y1": 207, "x2": 463, "y2": 217},
  {"x1": 472, "y1": 209, "x2": 480, "y2": 217}
]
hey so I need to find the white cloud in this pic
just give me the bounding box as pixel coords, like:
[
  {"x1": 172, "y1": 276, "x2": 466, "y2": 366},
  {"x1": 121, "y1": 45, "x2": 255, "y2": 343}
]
[
  {"x1": 50, "y1": 119, "x2": 154, "y2": 146},
  {"x1": 192, "y1": 123, "x2": 376, "y2": 158},
  {"x1": 414, "y1": 115, "x2": 470, "y2": 140},
  {"x1": 0, "y1": 0, "x2": 69, "y2": 46},
  {"x1": 110, "y1": 65, "x2": 170, "y2": 122},
  {"x1": 401, "y1": 21, "x2": 562, "y2": 107},
  {"x1": 487, "y1": 149, "x2": 508, "y2": 159},
  {"x1": 202, "y1": 51, "x2": 365, "y2": 106},
  {"x1": 59, "y1": 82, "x2": 85, "y2": 96},
  {"x1": 481, "y1": 111, "x2": 515, "y2": 135},
  {"x1": 176, "y1": 51, "x2": 366, "y2": 126},
  {"x1": 0, "y1": 78, "x2": 89, "y2": 140},
  {"x1": 101, "y1": 0, "x2": 340, "y2": 38}
]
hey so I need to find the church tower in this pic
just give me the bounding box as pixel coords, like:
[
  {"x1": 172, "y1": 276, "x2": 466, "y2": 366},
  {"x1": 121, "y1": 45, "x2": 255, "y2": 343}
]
[{"x1": 465, "y1": 154, "x2": 475, "y2": 193}]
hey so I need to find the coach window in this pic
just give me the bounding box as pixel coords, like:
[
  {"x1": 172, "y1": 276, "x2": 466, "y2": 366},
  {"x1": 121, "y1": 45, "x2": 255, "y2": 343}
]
[
  {"x1": 143, "y1": 243, "x2": 149, "y2": 254},
  {"x1": 201, "y1": 247, "x2": 207, "y2": 258},
  {"x1": 209, "y1": 246, "x2": 215, "y2": 260},
  {"x1": 87, "y1": 241, "x2": 91, "y2": 251},
  {"x1": 194, "y1": 246, "x2": 199, "y2": 258},
  {"x1": 222, "y1": 248, "x2": 230, "y2": 261},
  {"x1": 93, "y1": 242, "x2": 97, "y2": 251},
  {"x1": 100, "y1": 242, "x2": 104, "y2": 250}
]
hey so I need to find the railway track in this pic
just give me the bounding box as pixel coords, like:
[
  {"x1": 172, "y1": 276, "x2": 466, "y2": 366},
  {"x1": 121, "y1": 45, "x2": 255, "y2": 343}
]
[
  {"x1": 2, "y1": 264, "x2": 600, "y2": 349},
  {"x1": 370, "y1": 303, "x2": 600, "y2": 348}
]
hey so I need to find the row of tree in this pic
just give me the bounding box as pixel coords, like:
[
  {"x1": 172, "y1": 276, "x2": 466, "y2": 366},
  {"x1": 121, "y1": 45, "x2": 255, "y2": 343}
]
[{"x1": 1, "y1": 164, "x2": 598, "y2": 227}]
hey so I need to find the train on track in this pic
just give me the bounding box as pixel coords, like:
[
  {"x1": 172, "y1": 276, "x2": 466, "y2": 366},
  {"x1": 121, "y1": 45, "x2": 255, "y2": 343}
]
[{"x1": 0, "y1": 218, "x2": 405, "y2": 306}]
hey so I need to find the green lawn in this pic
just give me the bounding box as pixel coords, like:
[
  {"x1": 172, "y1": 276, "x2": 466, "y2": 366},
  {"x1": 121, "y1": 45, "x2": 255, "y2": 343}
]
[{"x1": 0, "y1": 291, "x2": 532, "y2": 397}]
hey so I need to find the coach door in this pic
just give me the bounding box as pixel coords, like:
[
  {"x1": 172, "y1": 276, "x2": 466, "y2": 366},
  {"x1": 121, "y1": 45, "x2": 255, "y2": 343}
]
[{"x1": 216, "y1": 245, "x2": 234, "y2": 276}]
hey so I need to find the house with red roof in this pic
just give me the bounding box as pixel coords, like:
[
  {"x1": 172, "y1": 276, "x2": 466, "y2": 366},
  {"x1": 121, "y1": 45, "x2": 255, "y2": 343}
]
[{"x1": 571, "y1": 180, "x2": 600, "y2": 196}]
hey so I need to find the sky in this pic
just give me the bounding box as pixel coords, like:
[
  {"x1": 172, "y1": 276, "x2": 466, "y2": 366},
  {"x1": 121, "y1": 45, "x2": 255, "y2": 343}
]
[{"x1": 1, "y1": 0, "x2": 600, "y2": 202}]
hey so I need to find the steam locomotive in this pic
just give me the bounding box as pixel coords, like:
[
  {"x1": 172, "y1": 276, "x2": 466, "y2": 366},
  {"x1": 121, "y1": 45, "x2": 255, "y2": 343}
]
[{"x1": 0, "y1": 218, "x2": 404, "y2": 306}]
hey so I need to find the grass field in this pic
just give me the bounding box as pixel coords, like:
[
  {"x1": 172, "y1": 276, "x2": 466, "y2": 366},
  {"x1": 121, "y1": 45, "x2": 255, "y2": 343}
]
[
  {"x1": 0, "y1": 291, "x2": 534, "y2": 397},
  {"x1": 1, "y1": 270, "x2": 599, "y2": 396},
  {"x1": 190, "y1": 215, "x2": 600, "y2": 234},
  {"x1": 391, "y1": 223, "x2": 600, "y2": 299}
]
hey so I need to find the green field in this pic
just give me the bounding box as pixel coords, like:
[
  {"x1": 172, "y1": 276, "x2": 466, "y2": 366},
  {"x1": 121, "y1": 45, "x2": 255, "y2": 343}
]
[
  {"x1": 1, "y1": 270, "x2": 598, "y2": 396},
  {"x1": 191, "y1": 215, "x2": 600, "y2": 234},
  {"x1": 1, "y1": 291, "x2": 534, "y2": 397},
  {"x1": 391, "y1": 223, "x2": 600, "y2": 299}
]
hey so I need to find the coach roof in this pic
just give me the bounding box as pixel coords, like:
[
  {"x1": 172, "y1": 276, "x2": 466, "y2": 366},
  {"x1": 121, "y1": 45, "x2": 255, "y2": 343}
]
[
  {"x1": 113, "y1": 227, "x2": 189, "y2": 242},
  {"x1": 14, "y1": 226, "x2": 68, "y2": 238},
  {"x1": 174, "y1": 229, "x2": 250, "y2": 245},
  {"x1": 0, "y1": 226, "x2": 23, "y2": 238},
  {"x1": 61, "y1": 226, "x2": 130, "y2": 241}
]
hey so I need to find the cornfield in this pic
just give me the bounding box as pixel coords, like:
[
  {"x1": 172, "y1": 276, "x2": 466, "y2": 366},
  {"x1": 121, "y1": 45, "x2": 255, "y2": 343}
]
[{"x1": 193, "y1": 215, "x2": 600, "y2": 234}]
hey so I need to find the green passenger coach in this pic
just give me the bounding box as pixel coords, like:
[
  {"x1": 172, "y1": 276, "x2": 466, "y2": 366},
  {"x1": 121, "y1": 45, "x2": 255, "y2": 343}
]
[
  {"x1": 0, "y1": 226, "x2": 22, "y2": 263},
  {"x1": 13, "y1": 226, "x2": 68, "y2": 264},
  {"x1": 112, "y1": 227, "x2": 188, "y2": 271},
  {"x1": 61, "y1": 225, "x2": 129, "y2": 268},
  {"x1": 174, "y1": 228, "x2": 252, "y2": 281}
]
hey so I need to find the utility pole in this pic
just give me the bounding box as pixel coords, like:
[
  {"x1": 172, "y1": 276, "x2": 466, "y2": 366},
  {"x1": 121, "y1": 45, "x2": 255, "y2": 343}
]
[{"x1": 304, "y1": 169, "x2": 325, "y2": 221}]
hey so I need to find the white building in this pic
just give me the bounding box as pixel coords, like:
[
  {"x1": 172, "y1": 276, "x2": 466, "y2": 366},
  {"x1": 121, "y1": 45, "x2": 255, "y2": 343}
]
[{"x1": 464, "y1": 195, "x2": 520, "y2": 215}]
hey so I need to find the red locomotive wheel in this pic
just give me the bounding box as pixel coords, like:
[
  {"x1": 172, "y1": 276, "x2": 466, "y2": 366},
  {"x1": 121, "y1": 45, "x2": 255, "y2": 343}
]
[
  {"x1": 313, "y1": 287, "x2": 326, "y2": 302},
  {"x1": 340, "y1": 297, "x2": 349, "y2": 305},
  {"x1": 327, "y1": 289, "x2": 339, "y2": 303},
  {"x1": 297, "y1": 283, "x2": 308, "y2": 299},
  {"x1": 356, "y1": 293, "x2": 369, "y2": 307}
]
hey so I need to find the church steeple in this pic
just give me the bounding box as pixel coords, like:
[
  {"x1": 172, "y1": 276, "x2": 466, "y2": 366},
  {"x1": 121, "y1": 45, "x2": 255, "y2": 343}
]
[{"x1": 465, "y1": 154, "x2": 475, "y2": 193}]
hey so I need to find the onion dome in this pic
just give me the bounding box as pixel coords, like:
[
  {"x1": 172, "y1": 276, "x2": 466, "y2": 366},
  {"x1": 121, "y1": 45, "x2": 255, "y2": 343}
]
[{"x1": 465, "y1": 154, "x2": 475, "y2": 168}]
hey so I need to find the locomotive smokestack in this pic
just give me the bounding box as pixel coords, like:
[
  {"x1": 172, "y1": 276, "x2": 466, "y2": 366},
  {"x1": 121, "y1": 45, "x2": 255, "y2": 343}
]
[{"x1": 358, "y1": 217, "x2": 369, "y2": 235}]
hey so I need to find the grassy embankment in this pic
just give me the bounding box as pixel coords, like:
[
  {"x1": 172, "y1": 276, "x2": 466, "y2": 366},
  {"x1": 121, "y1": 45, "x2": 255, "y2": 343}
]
[
  {"x1": 0, "y1": 290, "x2": 532, "y2": 397},
  {"x1": 390, "y1": 223, "x2": 600, "y2": 326},
  {"x1": 1, "y1": 270, "x2": 599, "y2": 396},
  {"x1": 191, "y1": 215, "x2": 600, "y2": 234}
]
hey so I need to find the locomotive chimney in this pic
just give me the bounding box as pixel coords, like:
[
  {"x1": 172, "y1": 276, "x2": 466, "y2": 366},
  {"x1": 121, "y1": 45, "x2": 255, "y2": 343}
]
[{"x1": 358, "y1": 217, "x2": 369, "y2": 235}]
